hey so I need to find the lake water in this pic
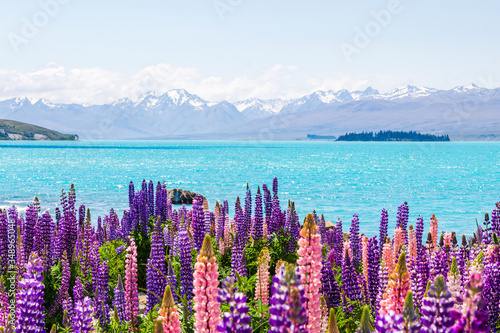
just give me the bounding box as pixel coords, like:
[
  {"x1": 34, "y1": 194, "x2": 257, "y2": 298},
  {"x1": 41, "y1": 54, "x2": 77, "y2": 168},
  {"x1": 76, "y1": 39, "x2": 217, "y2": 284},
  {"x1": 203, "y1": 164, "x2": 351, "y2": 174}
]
[{"x1": 0, "y1": 140, "x2": 499, "y2": 237}]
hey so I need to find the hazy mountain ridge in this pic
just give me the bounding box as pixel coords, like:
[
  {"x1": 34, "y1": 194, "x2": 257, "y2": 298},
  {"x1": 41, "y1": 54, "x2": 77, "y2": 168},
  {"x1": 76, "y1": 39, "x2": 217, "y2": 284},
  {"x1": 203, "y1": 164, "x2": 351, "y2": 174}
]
[{"x1": 0, "y1": 84, "x2": 499, "y2": 140}]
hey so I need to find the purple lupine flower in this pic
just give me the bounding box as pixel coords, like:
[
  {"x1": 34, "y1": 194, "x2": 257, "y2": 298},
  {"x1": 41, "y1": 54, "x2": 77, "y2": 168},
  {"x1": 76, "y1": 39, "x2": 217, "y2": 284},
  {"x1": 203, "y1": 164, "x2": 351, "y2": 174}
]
[
  {"x1": 95, "y1": 261, "x2": 109, "y2": 327},
  {"x1": 217, "y1": 276, "x2": 252, "y2": 333},
  {"x1": 321, "y1": 259, "x2": 341, "y2": 308},
  {"x1": 244, "y1": 185, "x2": 252, "y2": 237},
  {"x1": 263, "y1": 184, "x2": 272, "y2": 225},
  {"x1": 167, "y1": 260, "x2": 179, "y2": 302},
  {"x1": 178, "y1": 226, "x2": 194, "y2": 302},
  {"x1": 216, "y1": 202, "x2": 224, "y2": 243},
  {"x1": 0, "y1": 209, "x2": 9, "y2": 272},
  {"x1": 129, "y1": 181, "x2": 135, "y2": 207},
  {"x1": 155, "y1": 181, "x2": 163, "y2": 220},
  {"x1": 115, "y1": 245, "x2": 125, "y2": 255},
  {"x1": 375, "y1": 311, "x2": 404, "y2": 332},
  {"x1": 192, "y1": 194, "x2": 205, "y2": 251},
  {"x1": 253, "y1": 186, "x2": 264, "y2": 239},
  {"x1": 148, "y1": 180, "x2": 155, "y2": 218},
  {"x1": 55, "y1": 207, "x2": 61, "y2": 225},
  {"x1": 73, "y1": 276, "x2": 85, "y2": 303},
  {"x1": 482, "y1": 247, "x2": 500, "y2": 331},
  {"x1": 429, "y1": 248, "x2": 448, "y2": 280},
  {"x1": 15, "y1": 253, "x2": 45, "y2": 333},
  {"x1": 453, "y1": 273, "x2": 490, "y2": 333},
  {"x1": 113, "y1": 275, "x2": 127, "y2": 323},
  {"x1": 367, "y1": 236, "x2": 380, "y2": 311},
  {"x1": 411, "y1": 249, "x2": 429, "y2": 311},
  {"x1": 491, "y1": 201, "x2": 500, "y2": 235},
  {"x1": 334, "y1": 219, "x2": 343, "y2": 267},
  {"x1": 272, "y1": 177, "x2": 278, "y2": 197},
  {"x1": 48, "y1": 250, "x2": 71, "y2": 315},
  {"x1": 379, "y1": 209, "x2": 389, "y2": 259},
  {"x1": 147, "y1": 217, "x2": 167, "y2": 312},
  {"x1": 350, "y1": 214, "x2": 361, "y2": 269},
  {"x1": 35, "y1": 211, "x2": 56, "y2": 270},
  {"x1": 396, "y1": 203, "x2": 409, "y2": 245},
  {"x1": 415, "y1": 216, "x2": 424, "y2": 254},
  {"x1": 420, "y1": 275, "x2": 461, "y2": 332},
  {"x1": 268, "y1": 264, "x2": 307, "y2": 333},
  {"x1": 23, "y1": 204, "x2": 38, "y2": 261},
  {"x1": 78, "y1": 205, "x2": 86, "y2": 230},
  {"x1": 288, "y1": 207, "x2": 299, "y2": 253},
  {"x1": 342, "y1": 248, "x2": 363, "y2": 301},
  {"x1": 232, "y1": 201, "x2": 246, "y2": 276},
  {"x1": 269, "y1": 194, "x2": 281, "y2": 235},
  {"x1": 319, "y1": 214, "x2": 326, "y2": 245},
  {"x1": 72, "y1": 296, "x2": 94, "y2": 333},
  {"x1": 0, "y1": 278, "x2": 9, "y2": 328}
]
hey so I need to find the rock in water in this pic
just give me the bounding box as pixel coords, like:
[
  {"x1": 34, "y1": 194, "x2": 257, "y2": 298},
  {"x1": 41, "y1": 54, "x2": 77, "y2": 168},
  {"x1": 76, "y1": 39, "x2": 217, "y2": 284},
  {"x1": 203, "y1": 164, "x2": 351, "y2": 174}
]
[{"x1": 167, "y1": 188, "x2": 200, "y2": 204}]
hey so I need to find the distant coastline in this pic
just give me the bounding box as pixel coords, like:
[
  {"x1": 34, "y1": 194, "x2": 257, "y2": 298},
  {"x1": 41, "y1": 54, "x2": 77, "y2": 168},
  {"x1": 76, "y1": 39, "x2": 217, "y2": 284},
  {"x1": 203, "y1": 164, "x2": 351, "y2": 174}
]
[
  {"x1": 335, "y1": 130, "x2": 450, "y2": 142},
  {"x1": 0, "y1": 119, "x2": 78, "y2": 141}
]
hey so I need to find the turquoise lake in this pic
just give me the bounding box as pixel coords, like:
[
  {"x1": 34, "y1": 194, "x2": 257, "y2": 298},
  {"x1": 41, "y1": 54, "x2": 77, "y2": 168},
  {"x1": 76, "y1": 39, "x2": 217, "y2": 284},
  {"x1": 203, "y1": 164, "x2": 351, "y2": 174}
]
[{"x1": 0, "y1": 141, "x2": 499, "y2": 237}]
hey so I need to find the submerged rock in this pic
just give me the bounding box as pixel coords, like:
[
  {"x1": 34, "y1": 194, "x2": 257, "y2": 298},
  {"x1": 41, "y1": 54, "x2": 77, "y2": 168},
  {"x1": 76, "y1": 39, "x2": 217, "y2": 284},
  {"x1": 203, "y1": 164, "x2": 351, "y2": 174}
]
[{"x1": 167, "y1": 188, "x2": 200, "y2": 204}]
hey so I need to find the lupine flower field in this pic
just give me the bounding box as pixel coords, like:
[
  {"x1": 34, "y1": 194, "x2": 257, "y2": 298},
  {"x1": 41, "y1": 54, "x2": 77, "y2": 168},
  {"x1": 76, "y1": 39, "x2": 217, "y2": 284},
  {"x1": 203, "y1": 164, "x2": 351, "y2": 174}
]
[{"x1": 1, "y1": 178, "x2": 500, "y2": 332}]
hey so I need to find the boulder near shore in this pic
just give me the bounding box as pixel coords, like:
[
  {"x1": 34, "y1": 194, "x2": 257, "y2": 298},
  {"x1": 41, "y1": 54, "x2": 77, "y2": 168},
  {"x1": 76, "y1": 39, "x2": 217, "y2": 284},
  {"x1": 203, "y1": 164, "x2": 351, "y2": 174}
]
[{"x1": 167, "y1": 188, "x2": 201, "y2": 204}]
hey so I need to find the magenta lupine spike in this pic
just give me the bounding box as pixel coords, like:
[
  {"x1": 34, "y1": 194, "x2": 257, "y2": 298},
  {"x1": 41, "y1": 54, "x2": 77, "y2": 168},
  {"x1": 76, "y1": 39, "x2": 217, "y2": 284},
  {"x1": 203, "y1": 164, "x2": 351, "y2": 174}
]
[
  {"x1": 408, "y1": 225, "x2": 417, "y2": 261},
  {"x1": 255, "y1": 247, "x2": 271, "y2": 306},
  {"x1": 297, "y1": 214, "x2": 323, "y2": 333},
  {"x1": 379, "y1": 252, "x2": 411, "y2": 316},
  {"x1": 125, "y1": 237, "x2": 139, "y2": 327},
  {"x1": 393, "y1": 226, "x2": 403, "y2": 263},
  {"x1": 362, "y1": 235, "x2": 368, "y2": 281},
  {"x1": 430, "y1": 214, "x2": 438, "y2": 251},
  {"x1": 193, "y1": 235, "x2": 221, "y2": 333},
  {"x1": 15, "y1": 253, "x2": 45, "y2": 333},
  {"x1": 179, "y1": 225, "x2": 194, "y2": 301},
  {"x1": 159, "y1": 286, "x2": 182, "y2": 333}
]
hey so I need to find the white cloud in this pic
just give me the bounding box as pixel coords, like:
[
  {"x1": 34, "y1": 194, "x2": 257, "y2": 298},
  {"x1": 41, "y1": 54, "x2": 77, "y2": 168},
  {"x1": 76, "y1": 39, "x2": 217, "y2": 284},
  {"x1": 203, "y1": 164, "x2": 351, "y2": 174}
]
[{"x1": 0, "y1": 62, "x2": 377, "y2": 104}]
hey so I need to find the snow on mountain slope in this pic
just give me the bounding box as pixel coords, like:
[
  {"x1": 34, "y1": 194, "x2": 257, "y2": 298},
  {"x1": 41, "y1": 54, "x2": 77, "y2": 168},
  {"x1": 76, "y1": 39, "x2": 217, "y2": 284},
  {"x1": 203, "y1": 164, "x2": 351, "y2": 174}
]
[{"x1": 1, "y1": 85, "x2": 499, "y2": 140}]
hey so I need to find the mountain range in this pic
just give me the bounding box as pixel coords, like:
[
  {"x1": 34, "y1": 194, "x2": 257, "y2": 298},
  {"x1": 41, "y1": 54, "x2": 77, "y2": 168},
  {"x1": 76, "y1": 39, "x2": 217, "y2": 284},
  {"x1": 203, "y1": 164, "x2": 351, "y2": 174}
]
[{"x1": 0, "y1": 84, "x2": 499, "y2": 140}]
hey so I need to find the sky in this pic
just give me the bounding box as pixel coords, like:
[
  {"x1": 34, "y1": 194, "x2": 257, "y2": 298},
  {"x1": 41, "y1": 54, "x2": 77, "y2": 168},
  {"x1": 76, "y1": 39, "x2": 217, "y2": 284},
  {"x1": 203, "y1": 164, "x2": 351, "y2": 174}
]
[{"x1": 0, "y1": 0, "x2": 499, "y2": 104}]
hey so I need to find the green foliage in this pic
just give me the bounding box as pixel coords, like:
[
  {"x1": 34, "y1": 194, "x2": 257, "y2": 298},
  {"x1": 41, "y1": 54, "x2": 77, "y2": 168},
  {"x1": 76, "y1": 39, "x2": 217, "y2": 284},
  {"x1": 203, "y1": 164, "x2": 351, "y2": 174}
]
[
  {"x1": 335, "y1": 300, "x2": 367, "y2": 332},
  {"x1": 99, "y1": 239, "x2": 127, "y2": 290}
]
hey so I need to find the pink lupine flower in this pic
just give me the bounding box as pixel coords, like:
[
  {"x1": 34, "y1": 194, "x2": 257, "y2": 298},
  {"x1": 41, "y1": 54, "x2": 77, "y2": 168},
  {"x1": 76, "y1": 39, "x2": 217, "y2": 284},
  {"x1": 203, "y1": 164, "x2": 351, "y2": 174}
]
[
  {"x1": 379, "y1": 252, "x2": 410, "y2": 316},
  {"x1": 447, "y1": 257, "x2": 462, "y2": 310},
  {"x1": 393, "y1": 226, "x2": 403, "y2": 262},
  {"x1": 125, "y1": 237, "x2": 139, "y2": 329},
  {"x1": 320, "y1": 296, "x2": 328, "y2": 332},
  {"x1": 408, "y1": 225, "x2": 417, "y2": 260},
  {"x1": 193, "y1": 235, "x2": 221, "y2": 333},
  {"x1": 263, "y1": 221, "x2": 268, "y2": 239},
  {"x1": 430, "y1": 214, "x2": 438, "y2": 250},
  {"x1": 158, "y1": 286, "x2": 182, "y2": 333},
  {"x1": 444, "y1": 232, "x2": 452, "y2": 247},
  {"x1": 362, "y1": 235, "x2": 368, "y2": 281},
  {"x1": 297, "y1": 214, "x2": 323, "y2": 333},
  {"x1": 343, "y1": 240, "x2": 352, "y2": 260},
  {"x1": 255, "y1": 247, "x2": 271, "y2": 306},
  {"x1": 382, "y1": 237, "x2": 395, "y2": 274}
]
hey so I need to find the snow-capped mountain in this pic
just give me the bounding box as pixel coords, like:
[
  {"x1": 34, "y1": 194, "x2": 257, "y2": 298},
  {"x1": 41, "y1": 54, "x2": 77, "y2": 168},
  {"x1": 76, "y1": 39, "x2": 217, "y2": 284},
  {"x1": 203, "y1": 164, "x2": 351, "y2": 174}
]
[
  {"x1": 0, "y1": 85, "x2": 499, "y2": 140},
  {"x1": 234, "y1": 98, "x2": 289, "y2": 119}
]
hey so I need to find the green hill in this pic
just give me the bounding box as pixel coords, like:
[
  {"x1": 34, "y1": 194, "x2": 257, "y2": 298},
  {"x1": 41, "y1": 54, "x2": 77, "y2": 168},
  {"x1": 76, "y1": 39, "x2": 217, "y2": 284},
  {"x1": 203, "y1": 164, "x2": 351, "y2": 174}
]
[{"x1": 0, "y1": 119, "x2": 78, "y2": 141}]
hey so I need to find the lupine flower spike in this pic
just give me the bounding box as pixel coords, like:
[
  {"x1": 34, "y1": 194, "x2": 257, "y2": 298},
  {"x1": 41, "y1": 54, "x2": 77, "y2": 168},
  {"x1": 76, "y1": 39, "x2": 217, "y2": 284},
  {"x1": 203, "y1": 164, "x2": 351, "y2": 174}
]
[
  {"x1": 193, "y1": 235, "x2": 221, "y2": 333},
  {"x1": 297, "y1": 213, "x2": 323, "y2": 333},
  {"x1": 379, "y1": 252, "x2": 410, "y2": 315},
  {"x1": 255, "y1": 247, "x2": 271, "y2": 306},
  {"x1": 158, "y1": 286, "x2": 182, "y2": 333}
]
